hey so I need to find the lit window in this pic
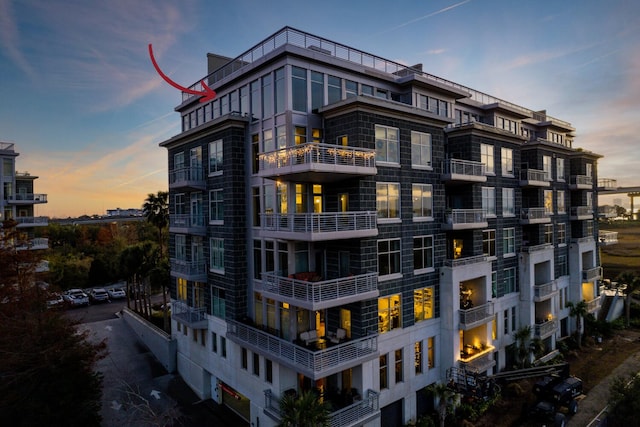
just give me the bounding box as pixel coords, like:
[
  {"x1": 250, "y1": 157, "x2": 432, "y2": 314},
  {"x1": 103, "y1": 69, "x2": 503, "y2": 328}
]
[
  {"x1": 378, "y1": 294, "x2": 401, "y2": 332},
  {"x1": 377, "y1": 183, "x2": 400, "y2": 219},
  {"x1": 544, "y1": 190, "x2": 553, "y2": 214},
  {"x1": 501, "y1": 147, "x2": 513, "y2": 176},
  {"x1": 414, "y1": 341, "x2": 423, "y2": 374},
  {"x1": 414, "y1": 287, "x2": 434, "y2": 322},
  {"x1": 177, "y1": 277, "x2": 187, "y2": 301},
  {"x1": 427, "y1": 337, "x2": 435, "y2": 369}
]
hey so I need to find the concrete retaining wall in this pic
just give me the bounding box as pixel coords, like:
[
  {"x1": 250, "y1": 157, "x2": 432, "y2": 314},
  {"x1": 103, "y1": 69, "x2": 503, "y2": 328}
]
[{"x1": 122, "y1": 307, "x2": 177, "y2": 373}]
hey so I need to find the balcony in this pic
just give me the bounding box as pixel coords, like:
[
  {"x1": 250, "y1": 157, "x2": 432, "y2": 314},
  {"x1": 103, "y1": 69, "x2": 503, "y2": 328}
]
[
  {"x1": 534, "y1": 319, "x2": 557, "y2": 338},
  {"x1": 258, "y1": 143, "x2": 376, "y2": 183},
  {"x1": 6, "y1": 193, "x2": 48, "y2": 204},
  {"x1": 258, "y1": 272, "x2": 378, "y2": 311},
  {"x1": 586, "y1": 295, "x2": 602, "y2": 313},
  {"x1": 169, "y1": 214, "x2": 206, "y2": 235},
  {"x1": 598, "y1": 206, "x2": 617, "y2": 219},
  {"x1": 519, "y1": 208, "x2": 551, "y2": 225},
  {"x1": 570, "y1": 206, "x2": 593, "y2": 220},
  {"x1": 172, "y1": 300, "x2": 207, "y2": 329},
  {"x1": 599, "y1": 230, "x2": 618, "y2": 246},
  {"x1": 227, "y1": 320, "x2": 378, "y2": 380},
  {"x1": 170, "y1": 259, "x2": 208, "y2": 281},
  {"x1": 441, "y1": 159, "x2": 486, "y2": 183},
  {"x1": 582, "y1": 266, "x2": 603, "y2": 282},
  {"x1": 521, "y1": 243, "x2": 553, "y2": 253},
  {"x1": 459, "y1": 302, "x2": 494, "y2": 330},
  {"x1": 14, "y1": 216, "x2": 49, "y2": 227},
  {"x1": 15, "y1": 237, "x2": 49, "y2": 250},
  {"x1": 443, "y1": 209, "x2": 488, "y2": 230},
  {"x1": 459, "y1": 345, "x2": 496, "y2": 373},
  {"x1": 443, "y1": 254, "x2": 488, "y2": 268},
  {"x1": 569, "y1": 175, "x2": 593, "y2": 190},
  {"x1": 169, "y1": 166, "x2": 205, "y2": 190},
  {"x1": 519, "y1": 169, "x2": 550, "y2": 187},
  {"x1": 261, "y1": 211, "x2": 377, "y2": 241},
  {"x1": 264, "y1": 389, "x2": 380, "y2": 427},
  {"x1": 534, "y1": 280, "x2": 558, "y2": 302}
]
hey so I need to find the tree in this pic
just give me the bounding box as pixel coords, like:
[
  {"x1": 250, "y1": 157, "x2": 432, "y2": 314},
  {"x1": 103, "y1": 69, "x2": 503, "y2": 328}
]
[
  {"x1": 278, "y1": 390, "x2": 331, "y2": 427},
  {"x1": 566, "y1": 300, "x2": 588, "y2": 349},
  {"x1": 608, "y1": 373, "x2": 640, "y2": 425},
  {"x1": 0, "y1": 220, "x2": 106, "y2": 426},
  {"x1": 514, "y1": 325, "x2": 533, "y2": 368},
  {"x1": 120, "y1": 242, "x2": 158, "y2": 318},
  {"x1": 142, "y1": 191, "x2": 168, "y2": 257},
  {"x1": 617, "y1": 271, "x2": 640, "y2": 327},
  {"x1": 427, "y1": 383, "x2": 460, "y2": 427}
]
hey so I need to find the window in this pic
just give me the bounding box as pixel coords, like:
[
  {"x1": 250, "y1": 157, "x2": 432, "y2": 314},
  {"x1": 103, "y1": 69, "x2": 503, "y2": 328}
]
[
  {"x1": 557, "y1": 158, "x2": 565, "y2": 181},
  {"x1": 481, "y1": 144, "x2": 494, "y2": 174},
  {"x1": 262, "y1": 74, "x2": 273, "y2": 118},
  {"x1": 312, "y1": 128, "x2": 322, "y2": 143},
  {"x1": 497, "y1": 117, "x2": 518, "y2": 133},
  {"x1": 414, "y1": 287, "x2": 434, "y2": 322},
  {"x1": 274, "y1": 67, "x2": 285, "y2": 114},
  {"x1": 557, "y1": 190, "x2": 566, "y2": 214},
  {"x1": 492, "y1": 271, "x2": 497, "y2": 298},
  {"x1": 208, "y1": 139, "x2": 223, "y2": 174},
  {"x1": 211, "y1": 287, "x2": 226, "y2": 318},
  {"x1": 241, "y1": 348, "x2": 248, "y2": 370},
  {"x1": 413, "y1": 236, "x2": 434, "y2": 273},
  {"x1": 220, "y1": 336, "x2": 227, "y2": 358},
  {"x1": 209, "y1": 189, "x2": 223, "y2": 223},
  {"x1": 311, "y1": 71, "x2": 324, "y2": 110},
  {"x1": 586, "y1": 163, "x2": 593, "y2": 177},
  {"x1": 345, "y1": 80, "x2": 357, "y2": 98},
  {"x1": 558, "y1": 223, "x2": 566, "y2": 245},
  {"x1": 411, "y1": 131, "x2": 432, "y2": 168},
  {"x1": 587, "y1": 220, "x2": 594, "y2": 236},
  {"x1": 252, "y1": 134, "x2": 259, "y2": 174},
  {"x1": 174, "y1": 152, "x2": 185, "y2": 170},
  {"x1": 291, "y1": 67, "x2": 307, "y2": 112},
  {"x1": 175, "y1": 193, "x2": 185, "y2": 216},
  {"x1": 210, "y1": 238, "x2": 224, "y2": 273},
  {"x1": 200, "y1": 330, "x2": 206, "y2": 347},
  {"x1": 377, "y1": 183, "x2": 400, "y2": 219},
  {"x1": 503, "y1": 309, "x2": 509, "y2": 335},
  {"x1": 294, "y1": 126, "x2": 306, "y2": 145},
  {"x1": 265, "y1": 359, "x2": 273, "y2": 383},
  {"x1": 502, "y1": 188, "x2": 515, "y2": 216},
  {"x1": 177, "y1": 277, "x2": 187, "y2": 301},
  {"x1": 412, "y1": 184, "x2": 433, "y2": 219},
  {"x1": 501, "y1": 147, "x2": 513, "y2": 176},
  {"x1": 482, "y1": 187, "x2": 496, "y2": 216},
  {"x1": 253, "y1": 352, "x2": 260, "y2": 376},
  {"x1": 418, "y1": 94, "x2": 448, "y2": 117},
  {"x1": 375, "y1": 125, "x2": 399, "y2": 163},
  {"x1": 380, "y1": 354, "x2": 388, "y2": 389},
  {"x1": 175, "y1": 234, "x2": 186, "y2": 261},
  {"x1": 544, "y1": 190, "x2": 553, "y2": 214},
  {"x1": 483, "y1": 230, "x2": 496, "y2": 257},
  {"x1": 504, "y1": 268, "x2": 516, "y2": 294},
  {"x1": 543, "y1": 155, "x2": 552, "y2": 181},
  {"x1": 378, "y1": 239, "x2": 401, "y2": 278},
  {"x1": 211, "y1": 332, "x2": 217, "y2": 353},
  {"x1": 276, "y1": 125, "x2": 287, "y2": 149},
  {"x1": 328, "y1": 75, "x2": 342, "y2": 103},
  {"x1": 503, "y1": 228, "x2": 515, "y2": 256},
  {"x1": 557, "y1": 255, "x2": 568, "y2": 278},
  {"x1": 361, "y1": 84, "x2": 373, "y2": 96},
  {"x1": 337, "y1": 135, "x2": 348, "y2": 146},
  {"x1": 415, "y1": 341, "x2": 423, "y2": 374},
  {"x1": 395, "y1": 349, "x2": 403, "y2": 383},
  {"x1": 544, "y1": 224, "x2": 553, "y2": 244},
  {"x1": 427, "y1": 337, "x2": 435, "y2": 369},
  {"x1": 512, "y1": 306, "x2": 517, "y2": 331},
  {"x1": 378, "y1": 294, "x2": 401, "y2": 332}
]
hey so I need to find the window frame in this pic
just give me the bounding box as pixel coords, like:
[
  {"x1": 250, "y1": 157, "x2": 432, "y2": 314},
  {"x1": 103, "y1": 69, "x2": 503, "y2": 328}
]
[
  {"x1": 209, "y1": 189, "x2": 224, "y2": 224},
  {"x1": 208, "y1": 139, "x2": 223, "y2": 175},
  {"x1": 377, "y1": 182, "x2": 400, "y2": 221},
  {"x1": 410, "y1": 131, "x2": 432, "y2": 169},
  {"x1": 413, "y1": 235, "x2": 435, "y2": 274},
  {"x1": 412, "y1": 184, "x2": 433, "y2": 220},
  {"x1": 378, "y1": 239, "x2": 401, "y2": 279},
  {"x1": 503, "y1": 227, "x2": 515, "y2": 257},
  {"x1": 501, "y1": 147, "x2": 514, "y2": 176},
  {"x1": 210, "y1": 237, "x2": 225, "y2": 273},
  {"x1": 414, "y1": 286, "x2": 434, "y2": 322},
  {"x1": 375, "y1": 124, "x2": 399, "y2": 164}
]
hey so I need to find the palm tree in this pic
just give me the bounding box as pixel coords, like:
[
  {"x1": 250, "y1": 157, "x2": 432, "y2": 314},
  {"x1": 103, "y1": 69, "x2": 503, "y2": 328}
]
[
  {"x1": 142, "y1": 191, "x2": 168, "y2": 257},
  {"x1": 514, "y1": 325, "x2": 532, "y2": 368},
  {"x1": 566, "y1": 300, "x2": 588, "y2": 349},
  {"x1": 427, "y1": 383, "x2": 460, "y2": 427},
  {"x1": 617, "y1": 271, "x2": 640, "y2": 327},
  {"x1": 278, "y1": 390, "x2": 330, "y2": 427}
]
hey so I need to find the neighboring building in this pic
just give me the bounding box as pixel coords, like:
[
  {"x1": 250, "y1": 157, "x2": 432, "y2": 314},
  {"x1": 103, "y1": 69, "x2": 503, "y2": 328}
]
[
  {"x1": 159, "y1": 27, "x2": 604, "y2": 427},
  {"x1": 0, "y1": 142, "x2": 49, "y2": 250},
  {"x1": 106, "y1": 207, "x2": 143, "y2": 217}
]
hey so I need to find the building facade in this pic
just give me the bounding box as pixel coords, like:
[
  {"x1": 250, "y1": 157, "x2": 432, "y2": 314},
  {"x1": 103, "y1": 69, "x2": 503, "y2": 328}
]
[
  {"x1": 0, "y1": 142, "x2": 49, "y2": 250},
  {"x1": 159, "y1": 27, "x2": 603, "y2": 427}
]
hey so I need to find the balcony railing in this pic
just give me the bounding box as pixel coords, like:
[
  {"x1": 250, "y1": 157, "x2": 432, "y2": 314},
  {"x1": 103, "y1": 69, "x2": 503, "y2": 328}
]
[
  {"x1": 15, "y1": 237, "x2": 49, "y2": 250},
  {"x1": 14, "y1": 216, "x2": 49, "y2": 227},
  {"x1": 258, "y1": 272, "x2": 378, "y2": 310},
  {"x1": 258, "y1": 143, "x2": 376, "y2": 181},
  {"x1": 598, "y1": 206, "x2": 617, "y2": 218},
  {"x1": 169, "y1": 166, "x2": 205, "y2": 189},
  {"x1": 443, "y1": 209, "x2": 487, "y2": 230},
  {"x1": 169, "y1": 214, "x2": 207, "y2": 234},
  {"x1": 586, "y1": 296, "x2": 602, "y2": 312},
  {"x1": 172, "y1": 300, "x2": 207, "y2": 329},
  {"x1": 459, "y1": 345, "x2": 496, "y2": 373},
  {"x1": 570, "y1": 206, "x2": 593, "y2": 220},
  {"x1": 569, "y1": 175, "x2": 593, "y2": 189},
  {"x1": 6, "y1": 193, "x2": 48, "y2": 204},
  {"x1": 519, "y1": 169, "x2": 550, "y2": 187},
  {"x1": 261, "y1": 211, "x2": 377, "y2": 241},
  {"x1": 599, "y1": 230, "x2": 618, "y2": 245},
  {"x1": 459, "y1": 302, "x2": 494, "y2": 329},
  {"x1": 521, "y1": 243, "x2": 553, "y2": 253},
  {"x1": 170, "y1": 259, "x2": 208, "y2": 281},
  {"x1": 520, "y1": 208, "x2": 551, "y2": 224},
  {"x1": 534, "y1": 280, "x2": 558, "y2": 301},
  {"x1": 582, "y1": 266, "x2": 603, "y2": 282},
  {"x1": 441, "y1": 159, "x2": 486, "y2": 182},
  {"x1": 534, "y1": 319, "x2": 557, "y2": 338},
  {"x1": 598, "y1": 178, "x2": 618, "y2": 190},
  {"x1": 227, "y1": 320, "x2": 378, "y2": 380},
  {"x1": 264, "y1": 389, "x2": 379, "y2": 427},
  {"x1": 443, "y1": 254, "x2": 488, "y2": 268}
]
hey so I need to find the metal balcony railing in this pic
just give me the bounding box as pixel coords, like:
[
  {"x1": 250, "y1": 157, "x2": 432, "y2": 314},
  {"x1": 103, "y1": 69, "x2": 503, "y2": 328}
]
[
  {"x1": 570, "y1": 206, "x2": 593, "y2": 219},
  {"x1": 170, "y1": 259, "x2": 208, "y2": 280},
  {"x1": 169, "y1": 166, "x2": 205, "y2": 189},
  {"x1": 443, "y1": 209, "x2": 487, "y2": 230},
  {"x1": 261, "y1": 211, "x2": 377, "y2": 240},
  {"x1": 258, "y1": 272, "x2": 378, "y2": 310},
  {"x1": 172, "y1": 300, "x2": 207, "y2": 328},
  {"x1": 586, "y1": 296, "x2": 602, "y2": 312},
  {"x1": 570, "y1": 175, "x2": 593, "y2": 188},
  {"x1": 599, "y1": 231, "x2": 618, "y2": 245},
  {"x1": 227, "y1": 320, "x2": 378, "y2": 380},
  {"x1": 441, "y1": 159, "x2": 486, "y2": 181},
  {"x1": 534, "y1": 319, "x2": 557, "y2": 338},
  {"x1": 14, "y1": 216, "x2": 49, "y2": 227},
  {"x1": 598, "y1": 178, "x2": 618, "y2": 190},
  {"x1": 169, "y1": 214, "x2": 206, "y2": 231},
  {"x1": 443, "y1": 254, "x2": 488, "y2": 268},
  {"x1": 15, "y1": 238, "x2": 49, "y2": 250},
  {"x1": 521, "y1": 243, "x2": 553, "y2": 253},
  {"x1": 520, "y1": 169, "x2": 550, "y2": 186},
  {"x1": 459, "y1": 302, "x2": 494, "y2": 329},
  {"x1": 520, "y1": 207, "x2": 551, "y2": 224},
  {"x1": 459, "y1": 345, "x2": 495, "y2": 373},
  {"x1": 582, "y1": 266, "x2": 603, "y2": 282},
  {"x1": 6, "y1": 193, "x2": 48, "y2": 203},
  {"x1": 534, "y1": 280, "x2": 557, "y2": 301}
]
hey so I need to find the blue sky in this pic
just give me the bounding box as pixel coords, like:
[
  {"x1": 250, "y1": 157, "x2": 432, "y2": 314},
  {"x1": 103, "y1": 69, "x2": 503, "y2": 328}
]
[{"x1": 1, "y1": 0, "x2": 639, "y2": 217}]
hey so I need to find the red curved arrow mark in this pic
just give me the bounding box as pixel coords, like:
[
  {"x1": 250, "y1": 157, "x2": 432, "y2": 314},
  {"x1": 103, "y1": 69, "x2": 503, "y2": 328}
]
[{"x1": 148, "y1": 44, "x2": 216, "y2": 103}]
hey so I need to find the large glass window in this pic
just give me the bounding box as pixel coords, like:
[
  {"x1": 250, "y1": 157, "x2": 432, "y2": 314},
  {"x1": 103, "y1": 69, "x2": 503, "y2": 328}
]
[
  {"x1": 481, "y1": 143, "x2": 494, "y2": 174},
  {"x1": 395, "y1": 349, "x2": 403, "y2": 383},
  {"x1": 557, "y1": 190, "x2": 566, "y2": 214},
  {"x1": 274, "y1": 67, "x2": 285, "y2": 114},
  {"x1": 250, "y1": 79, "x2": 261, "y2": 119},
  {"x1": 210, "y1": 238, "x2": 224, "y2": 273},
  {"x1": 327, "y1": 75, "x2": 341, "y2": 103},
  {"x1": 209, "y1": 189, "x2": 223, "y2": 223},
  {"x1": 503, "y1": 228, "x2": 515, "y2": 256},
  {"x1": 412, "y1": 184, "x2": 433, "y2": 219},
  {"x1": 292, "y1": 66, "x2": 307, "y2": 112},
  {"x1": 502, "y1": 187, "x2": 515, "y2": 216},
  {"x1": 411, "y1": 131, "x2": 432, "y2": 168},
  {"x1": 375, "y1": 125, "x2": 399, "y2": 163},
  {"x1": 482, "y1": 187, "x2": 496, "y2": 217},
  {"x1": 378, "y1": 239, "x2": 401, "y2": 277},
  {"x1": 208, "y1": 139, "x2": 223, "y2": 174},
  {"x1": 211, "y1": 287, "x2": 225, "y2": 318},
  {"x1": 413, "y1": 235, "x2": 434, "y2": 273},
  {"x1": 483, "y1": 229, "x2": 496, "y2": 257},
  {"x1": 377, "y1": 183, "x2": 400, "y2": 219},
  {"x1": 501, "y1": 147, "x2": 513, "y2": 176},
  {"x1": 544, "y1": 190, "x2": 553, "y2": 214},
  {"x1": 378, "y1": 294, "x2": 401, "y2": 332},
  {"x1": 311, "y1": 71, "x2": 324, "y2": 110},
  {"x1": 262, "y1": 74, "x2": 273, "y2": 118},
  {"x1": 557, "y1": 158, "x2": 565, "y2": 181},
  {"x1": 414, "y1": 287, "x2": 434, "y2": 322},
  {"x1": 380, "y1": 354, "x2": 388, "y2": 389},
  {"x1": 504, "y1": 268, "x2": 516, "y2": 294}
]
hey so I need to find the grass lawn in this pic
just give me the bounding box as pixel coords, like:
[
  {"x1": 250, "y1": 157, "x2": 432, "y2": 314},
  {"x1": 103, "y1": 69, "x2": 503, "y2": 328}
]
[{"x1": 600, "y1": 221, "x2": 640, "y2": 279}]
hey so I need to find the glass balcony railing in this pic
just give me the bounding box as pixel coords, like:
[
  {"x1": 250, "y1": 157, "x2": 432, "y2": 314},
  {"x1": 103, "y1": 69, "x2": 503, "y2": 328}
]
[
  {"x1": 261, "y1": 211, "x2": 377, "y2": 241},
  {"x1": 520, "y1": 208, "x2": 551, "y2": 224},
  {"x1": 170, "y1": 259, "x2": 207, "y2": 281},
  {"x1": 443, "y1": 209, "x2": 487, "y2": 230},
  {"x1": 519, "y1": 169, "x2": 550, "y2": 187},
  {"x1": 570, "y1": 206, "x2": 593, "y2": 220},
  {"x1": 459, "y1": 302, "x2": 494, "y2": 329},
  {"x1": 441, "y1": 159, "x2": 486, "y2": 182},
  {"x1": 569, "y1": 175, "x2": 593, "y2": 189},
  {"x1": 168, "y1": 166, "x2": 205, "y2": 189},
  {"x1": 172, "y1": 300, "x2": 207, "y2": 329},
  {"x1": 6, "y1": 193, "x2": 48, "y2": 204}
]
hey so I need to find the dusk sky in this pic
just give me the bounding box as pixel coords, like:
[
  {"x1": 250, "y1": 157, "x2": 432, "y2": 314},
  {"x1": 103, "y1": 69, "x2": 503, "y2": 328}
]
[{"x1": 1, "y1": 0, "x2": 639, "y2": 218}]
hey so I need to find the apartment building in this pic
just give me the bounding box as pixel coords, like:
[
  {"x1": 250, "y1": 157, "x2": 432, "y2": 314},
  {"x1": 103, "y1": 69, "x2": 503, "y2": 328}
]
[
  {"x1": 159, "y1": 27, "x2": 603, "y2": 427},
  {"x1": 0, "y1": 142, "x2": 49, "y2": 250}
]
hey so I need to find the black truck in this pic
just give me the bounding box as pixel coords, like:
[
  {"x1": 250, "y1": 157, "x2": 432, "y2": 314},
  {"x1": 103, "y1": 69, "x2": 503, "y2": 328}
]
[{"x1": 530, "y1": 374, "x2": 583, "y2": 427}]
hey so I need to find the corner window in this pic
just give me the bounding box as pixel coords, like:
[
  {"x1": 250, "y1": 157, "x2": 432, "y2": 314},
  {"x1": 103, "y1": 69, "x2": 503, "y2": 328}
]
[{"x1": 208, "y1": 139, "x2": 223, "y2": 175}]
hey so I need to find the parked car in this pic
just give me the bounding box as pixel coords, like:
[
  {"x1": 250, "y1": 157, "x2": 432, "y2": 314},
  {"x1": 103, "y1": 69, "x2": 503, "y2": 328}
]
[
  {"x1": 46, "y1": 293, "x2": 64, "y2": 309},
  {"x1": 107, "y1": 287, "x2": 126, "y2": 299},
  {"x1": 89, "y1": 288, "x2": 109, "y2": 303},
  {"x1": 63, "y1": 289, "x2": 89, "y2": 307},
  {"x1": 530, "y1": 375, "x2": 583, "y2": 426}
]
